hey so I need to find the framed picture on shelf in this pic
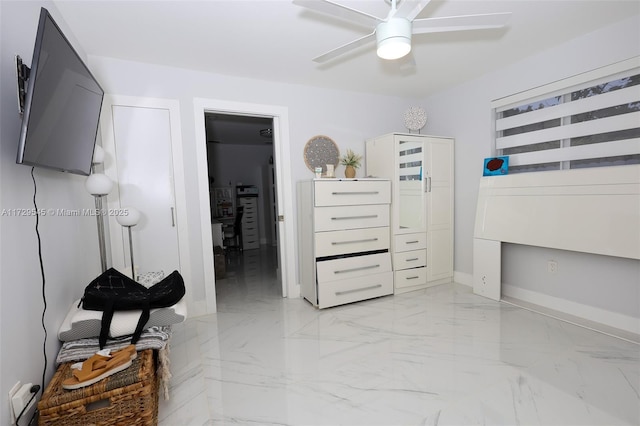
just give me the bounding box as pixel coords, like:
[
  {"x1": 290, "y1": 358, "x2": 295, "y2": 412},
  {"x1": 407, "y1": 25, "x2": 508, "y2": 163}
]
[{"x1": 483, "y1": 156, "x2": 509, "y2": 176}]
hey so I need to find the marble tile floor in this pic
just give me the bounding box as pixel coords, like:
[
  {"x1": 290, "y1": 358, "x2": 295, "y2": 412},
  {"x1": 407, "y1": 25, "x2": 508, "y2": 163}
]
[{"x1": 158, "y1": 248, "x2": 639, "y2": 425}]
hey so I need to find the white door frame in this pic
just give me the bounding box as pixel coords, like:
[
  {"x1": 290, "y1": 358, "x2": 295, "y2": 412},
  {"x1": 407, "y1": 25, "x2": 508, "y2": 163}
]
[{"x1": 194, "y1": 98, "x2": 296, "y2": 313}]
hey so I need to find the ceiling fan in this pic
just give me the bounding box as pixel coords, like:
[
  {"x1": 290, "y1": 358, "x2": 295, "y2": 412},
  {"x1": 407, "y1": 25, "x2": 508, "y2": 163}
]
[{"x1": 293, "y1": 0, "x2": 511, "y2": 63}]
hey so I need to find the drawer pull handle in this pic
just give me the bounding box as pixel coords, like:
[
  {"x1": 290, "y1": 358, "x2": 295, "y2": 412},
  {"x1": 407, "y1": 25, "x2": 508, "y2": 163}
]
[
  {"x1": 335, "y1": 284, "x2": 382, "y2": 296},
  {"x1": 334, "y1": 264, "x2": 380, "y2": 274},
  {"x1": 406, "y1": 258, "x2": 419, "y2": 262},
  {"x1": 406, "y1": 240, "x2": 419, "y2": 244},
  {"x1": 331, "y1": 191, "x2": 379, "y2": 195},
  {"x1": 406, "y1": 276, "x2": 420, "y2": 280},
  {"x1": 331, "y1": 215, "x2": 378, "y2": 221},
  {"x1": 332, "y1": 238, "x2": 378, "y2": 245}
]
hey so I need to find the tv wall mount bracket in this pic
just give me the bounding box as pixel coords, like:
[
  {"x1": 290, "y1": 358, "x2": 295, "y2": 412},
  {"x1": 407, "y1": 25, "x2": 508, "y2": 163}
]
[{"x1": 15, "y1": 55, "x2": 31, "y2": 115}]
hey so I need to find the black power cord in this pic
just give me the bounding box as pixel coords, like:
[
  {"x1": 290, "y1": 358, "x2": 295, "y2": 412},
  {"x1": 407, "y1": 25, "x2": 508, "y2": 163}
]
[{"x1": 28, "y1": 167, "x2": 48, "y2": 425}]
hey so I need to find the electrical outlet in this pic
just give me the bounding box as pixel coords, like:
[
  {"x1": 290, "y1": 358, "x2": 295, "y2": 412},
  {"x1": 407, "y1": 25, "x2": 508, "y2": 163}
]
[
  {"x1": 12, "y1": 383, "x2": 33, "y2": 419},
  {"x1": 547, "y1": 260, "x2": 558, "y2": 274},
  {"x1": 8, "y1": 382, "x2": 36, "y2": 425},
  {"x1": 8, "y1": 381, "x2": 20, "y2": 425}
]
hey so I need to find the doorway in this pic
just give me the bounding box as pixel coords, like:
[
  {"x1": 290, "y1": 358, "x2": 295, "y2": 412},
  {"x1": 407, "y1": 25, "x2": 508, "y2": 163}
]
[
  {"x1": 193, "y1": 98, "x2": 295, "y2": 314},
  {"x1": 205, "y1": 113, "x2": 280, "y2": 301}
]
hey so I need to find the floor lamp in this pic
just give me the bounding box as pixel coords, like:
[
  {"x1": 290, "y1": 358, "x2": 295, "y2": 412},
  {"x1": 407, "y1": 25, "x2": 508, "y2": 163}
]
[
  {"x1": 85, "y1": 145, "x2": 113, "y2": 272},
  {"x1": 116, "y1": 208, "x2": 141, "y2": 280}
]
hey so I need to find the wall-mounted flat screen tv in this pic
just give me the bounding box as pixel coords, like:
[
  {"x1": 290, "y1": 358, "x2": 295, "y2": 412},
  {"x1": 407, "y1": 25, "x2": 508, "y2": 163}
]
[{"x1": 16, "y1": 7, "x2": 104, "y2": 176}]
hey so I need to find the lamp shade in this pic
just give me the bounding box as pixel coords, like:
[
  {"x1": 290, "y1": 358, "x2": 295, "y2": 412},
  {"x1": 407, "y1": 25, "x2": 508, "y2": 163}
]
[
  {"x1": 85, "y1": 173, "x2": 113, "y2": 196},
  {"x1": 376, "y1": 18, "x2": 412, "y2": 60},
  {"x1": 116, "y1": 207, "x2": 141, "y2": 227},
  {"x1": 92, "y1": 144, "x2": 105, "y2": 164}
]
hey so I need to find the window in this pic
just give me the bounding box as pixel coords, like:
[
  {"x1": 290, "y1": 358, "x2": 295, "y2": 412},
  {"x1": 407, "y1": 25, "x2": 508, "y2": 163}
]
[{"x1": 492, "y1": 57, "x2": 640, "y2": 173}]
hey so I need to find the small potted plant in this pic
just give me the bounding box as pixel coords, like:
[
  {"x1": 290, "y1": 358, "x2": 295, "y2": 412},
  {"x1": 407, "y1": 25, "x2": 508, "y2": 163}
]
[{"x1": 340, "y1": 149, "x2": 362, "y2": 178}]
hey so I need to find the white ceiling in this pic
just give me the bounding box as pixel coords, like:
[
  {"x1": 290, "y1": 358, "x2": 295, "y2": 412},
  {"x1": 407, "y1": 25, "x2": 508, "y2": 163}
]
[{"x1": 53, "y1": 0, "x2": 640, "y2": 100}]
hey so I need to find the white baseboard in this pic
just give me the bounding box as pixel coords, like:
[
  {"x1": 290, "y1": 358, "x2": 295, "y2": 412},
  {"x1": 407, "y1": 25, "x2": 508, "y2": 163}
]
[
  {"x1": 189, "y1": 298, "x2": 213, "y2": 316},
  {"x1": 502, "y1": 284, "x2": 639, "y2": 342}
]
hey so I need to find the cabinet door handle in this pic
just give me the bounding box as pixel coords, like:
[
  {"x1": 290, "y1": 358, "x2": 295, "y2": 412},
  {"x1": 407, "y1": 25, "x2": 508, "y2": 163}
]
[
  {"x1": 331, "y1": 191, "x2": 379, "y2": 195},
  {"x1": 335, "y1": 284, "x2": 382, "y2": 296},
  {"x1": 406, "y1": 258, "x2": 419, "y2": 262},
  {"x1": 171, "y1": 207, "x2": 175, "y2": 227},
  {"x1": 331, "y1": 238, "x2": 378, "y2": 245},
  {"x1": 331, "y1": 215, "x2": 378, "y2": 221},
  {"x1": 423, "y1": 176, "x2": 432, "y2": 193},
  {"x1": 406, "y1": 240, "x2": 420, "y2": 244},
  {"x1": 334, "y1": 264, "x2": 380, "y2": 274},
  {"x1": 406, "y1": 276, "x2": 420, "y2": 280}
]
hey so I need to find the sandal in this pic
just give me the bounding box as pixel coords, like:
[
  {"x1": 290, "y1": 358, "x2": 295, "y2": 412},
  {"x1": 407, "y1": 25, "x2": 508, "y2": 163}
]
[
  {"x1": 62, "y1": 352, "x2": 132, "y2": 390},
  {"x1": 110, "y1": 344, "x2": 137, "y2": 361},
  {"x1": 90, "y1": 345, "x2": 137, "y2": 371}
]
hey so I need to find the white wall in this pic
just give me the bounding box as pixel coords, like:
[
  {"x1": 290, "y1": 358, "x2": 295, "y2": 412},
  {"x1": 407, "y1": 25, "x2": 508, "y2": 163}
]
[
  {"x1": 422, "y1": 15, "x2": 640, "y2": 317},
  {"x1": 0, "y1": 2, "x2": 103, "y2": 424},
  {"x1": 87, "y1": 55, "x2": 415, "y2": 302}
]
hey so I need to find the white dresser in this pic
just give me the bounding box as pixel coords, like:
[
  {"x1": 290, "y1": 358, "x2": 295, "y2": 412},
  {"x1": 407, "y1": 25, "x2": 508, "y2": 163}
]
[
  {"x1": 298, "y1": 179, "x2": 393, "y2": 309},
  {"x1": 238, "y1": 196, "x2": 260, "y2": 250}
]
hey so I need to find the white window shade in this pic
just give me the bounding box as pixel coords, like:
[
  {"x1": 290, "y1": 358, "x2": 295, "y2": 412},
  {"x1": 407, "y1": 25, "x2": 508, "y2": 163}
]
[{"x1": 492, "y1": 57, "x2": 640, "y2": 173}]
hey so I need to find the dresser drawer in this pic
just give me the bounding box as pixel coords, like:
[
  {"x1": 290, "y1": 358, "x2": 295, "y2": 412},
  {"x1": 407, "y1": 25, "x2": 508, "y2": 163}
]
[
  {"x1": 394, "y1": 267, "x2": 427, "y2": 289},
  {"x1": 394, "y1": 233, "x2": 427, "y2": 252},
  {"x1": 393, "y1": 249, "x2": 426, "y2": 271},
  {"x1": 315, "y1": 227, "x2": 390, "y2": 257},
  {"x1": 316, "y1": 252, "x2": 391, "y2": 283},
  {"x1": 314, "y1": 180, "x2": 390, "y2": 207},
  {"x1": 242, "y1": 226, "x2": 259, "y2": 237},
  {"x1": 314, "y1": 204, "x2": 389, "y2": 232},
  {"x1": 318, "y1": 271, "x2": 393, "y2": 309},
  {"x1": 243, "y1": 210, "x2": 258, "y2": 219},
  {"x1": 242, "y1": 232, "x2": 260, "y2": 249},
  {"x1": 242, "y1": 216, "x2": 257, "y2": 224}
]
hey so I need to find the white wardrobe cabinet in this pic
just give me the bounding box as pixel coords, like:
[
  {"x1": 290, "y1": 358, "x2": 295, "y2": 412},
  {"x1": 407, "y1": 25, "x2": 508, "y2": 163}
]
[
  {"x1": 298, "y1": 179, "x2": 393, "y2": 308},
  {"x1": 366, "y1": 133, "x2": 454, "y2": 294}
]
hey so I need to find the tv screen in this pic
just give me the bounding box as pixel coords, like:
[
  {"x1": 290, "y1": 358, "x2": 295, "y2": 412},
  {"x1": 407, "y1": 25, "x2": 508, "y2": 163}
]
[{"x1": 16, "y1": 7, "x2": 104, "y2": 176}]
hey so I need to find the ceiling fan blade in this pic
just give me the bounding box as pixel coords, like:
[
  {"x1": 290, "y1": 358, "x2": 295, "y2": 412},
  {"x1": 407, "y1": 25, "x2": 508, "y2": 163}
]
[
  {"x1": 393, "y1": 0, "x2": 432, "y2": 21},
  {"x1": 312, "y1": 31, "x2": 376, "y2": 63},
  {"x1": 293, "y1": 0, "x2": 382, "y2": 28},
  {"x1": 412, "y1": 12, "x2": 512, "y2": 34}
]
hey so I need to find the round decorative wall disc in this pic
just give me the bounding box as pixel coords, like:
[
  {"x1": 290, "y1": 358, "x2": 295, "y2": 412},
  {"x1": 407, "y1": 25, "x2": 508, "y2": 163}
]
[
  {"x1": 403, "y1": 106, "x2": 427, "y2": 131},
  {"x1": 303, "y1": 135, "x2": 340, "y2": 172}
]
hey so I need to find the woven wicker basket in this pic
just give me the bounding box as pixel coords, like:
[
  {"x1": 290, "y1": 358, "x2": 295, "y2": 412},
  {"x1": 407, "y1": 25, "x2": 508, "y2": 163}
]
[{"x1": 38, "y1": 349, "x2": 158, "y2": 426}]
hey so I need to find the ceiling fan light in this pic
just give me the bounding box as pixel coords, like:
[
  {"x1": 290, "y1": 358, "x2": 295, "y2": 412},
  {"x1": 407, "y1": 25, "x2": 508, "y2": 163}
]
[
  {"x1": 377, "y1": 37, "x2": 411, "y2": 60},
  {"x1": 376, "y1": 18, "x2": 412, "y2": 60}
]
